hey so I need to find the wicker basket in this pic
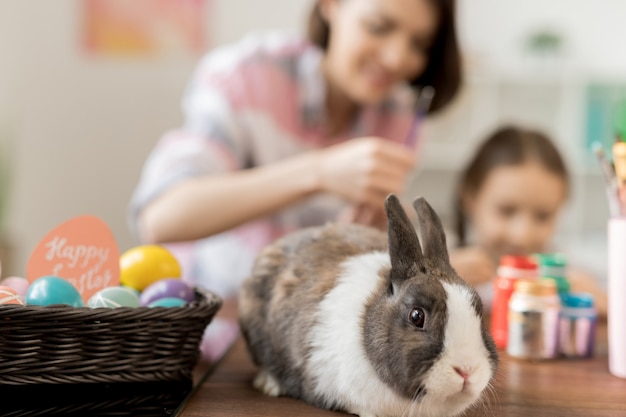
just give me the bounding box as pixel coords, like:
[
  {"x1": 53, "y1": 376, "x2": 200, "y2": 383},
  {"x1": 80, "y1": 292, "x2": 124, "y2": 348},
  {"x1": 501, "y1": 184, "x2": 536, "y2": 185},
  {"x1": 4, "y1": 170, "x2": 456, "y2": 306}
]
[{"x1": 0, "y1": 287, "x2": 222, "y2": 386}]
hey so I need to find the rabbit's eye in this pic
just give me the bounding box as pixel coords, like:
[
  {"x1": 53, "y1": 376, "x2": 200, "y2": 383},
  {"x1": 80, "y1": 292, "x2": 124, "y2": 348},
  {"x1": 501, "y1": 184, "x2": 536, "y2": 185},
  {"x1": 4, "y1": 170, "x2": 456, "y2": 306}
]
[{"x1": 409, "y1": 308, "x2": 426, "y2": 329}]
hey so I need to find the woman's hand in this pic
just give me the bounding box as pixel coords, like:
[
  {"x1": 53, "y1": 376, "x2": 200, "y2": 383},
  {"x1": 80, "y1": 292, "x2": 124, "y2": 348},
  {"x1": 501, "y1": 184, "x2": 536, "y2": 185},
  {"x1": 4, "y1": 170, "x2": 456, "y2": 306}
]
[
  {"x1": 337, "y1": 203, "x2": 388, "y2": 230},
  {"x1": 449, "y1": 246, "x2": 497, "y2": 286},
  {"x1": 140, "y1": 136, "x2": 415, "y2": 244},
  {"x1": 317, "y1": 137, "x2": 417, "y2": 209}
]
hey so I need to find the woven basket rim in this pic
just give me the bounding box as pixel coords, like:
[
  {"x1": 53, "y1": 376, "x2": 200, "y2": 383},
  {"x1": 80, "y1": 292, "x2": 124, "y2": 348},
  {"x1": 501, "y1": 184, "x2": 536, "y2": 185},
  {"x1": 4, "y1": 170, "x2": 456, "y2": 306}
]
[{"x1": 0, "y1": 286, "x2": 221, "y2": 314}]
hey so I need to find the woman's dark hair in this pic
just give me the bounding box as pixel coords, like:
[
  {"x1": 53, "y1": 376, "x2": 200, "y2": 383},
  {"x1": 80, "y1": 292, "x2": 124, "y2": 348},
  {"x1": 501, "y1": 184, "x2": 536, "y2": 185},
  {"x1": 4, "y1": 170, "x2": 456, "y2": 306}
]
[
  {"x1": 307, "y1": 0, "x2": 461, "y2": 115},
  {"x1": 454, "y1": 125, "x2": 570, "y2": 246}
]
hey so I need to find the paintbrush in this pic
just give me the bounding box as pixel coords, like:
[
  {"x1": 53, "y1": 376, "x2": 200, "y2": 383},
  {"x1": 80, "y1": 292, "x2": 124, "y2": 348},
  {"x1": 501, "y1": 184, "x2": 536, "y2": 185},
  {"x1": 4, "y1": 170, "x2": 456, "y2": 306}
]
[
  {"x1": 405, "y1": 86, "x2": 435, "y2": 149},
  {"x1": 592, "y1": 142, "x2": 621, "y2": 217}
]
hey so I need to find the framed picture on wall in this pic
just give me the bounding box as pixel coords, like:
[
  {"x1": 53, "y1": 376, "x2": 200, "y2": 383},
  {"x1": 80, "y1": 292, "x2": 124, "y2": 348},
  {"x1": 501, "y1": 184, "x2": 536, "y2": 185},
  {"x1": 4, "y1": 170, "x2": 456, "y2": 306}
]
[{"x1": 82, "y1": 0, "x2": 209, "y2": 58}]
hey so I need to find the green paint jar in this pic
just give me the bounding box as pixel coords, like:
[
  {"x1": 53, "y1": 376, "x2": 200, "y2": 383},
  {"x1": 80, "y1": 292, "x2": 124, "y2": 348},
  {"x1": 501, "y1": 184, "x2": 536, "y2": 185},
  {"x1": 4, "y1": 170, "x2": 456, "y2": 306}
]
[{"x1": 534, "y1": 253, "x2": 571, "y2": 297}]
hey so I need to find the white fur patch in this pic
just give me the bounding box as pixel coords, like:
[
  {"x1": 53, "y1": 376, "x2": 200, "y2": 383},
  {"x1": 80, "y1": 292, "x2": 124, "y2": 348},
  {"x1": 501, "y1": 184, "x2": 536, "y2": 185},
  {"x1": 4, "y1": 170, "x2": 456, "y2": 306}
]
[
  {"x1": 307, "y1": 252, "x2": 416, "y2": 417},
  {"x1": 253, "y1": 369, "x2": 282, "y2": 397},
  {"x1": 419, "y1": 282, "x2": 493, "y2": 416}
]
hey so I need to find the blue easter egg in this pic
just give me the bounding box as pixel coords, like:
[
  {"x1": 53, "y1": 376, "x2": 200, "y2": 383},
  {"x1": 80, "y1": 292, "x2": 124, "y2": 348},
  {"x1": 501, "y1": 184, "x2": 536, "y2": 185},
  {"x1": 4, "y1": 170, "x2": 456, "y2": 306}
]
[
  {"x1": 87, "y1": 286, "x2": 141, "y2": 308},
  {"x1": 25, "y1": 275, "x2": 84, "y2": 307},
  {"x1": 147, "y1": 297, "x2": 187, "y2": 307}
]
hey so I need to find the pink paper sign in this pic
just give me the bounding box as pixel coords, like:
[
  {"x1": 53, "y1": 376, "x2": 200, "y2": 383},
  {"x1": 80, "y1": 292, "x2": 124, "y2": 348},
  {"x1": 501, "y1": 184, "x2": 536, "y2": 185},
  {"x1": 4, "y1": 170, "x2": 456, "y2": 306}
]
[{"x1": 26, "y1": 215, "x2": 120, "y2": 302}]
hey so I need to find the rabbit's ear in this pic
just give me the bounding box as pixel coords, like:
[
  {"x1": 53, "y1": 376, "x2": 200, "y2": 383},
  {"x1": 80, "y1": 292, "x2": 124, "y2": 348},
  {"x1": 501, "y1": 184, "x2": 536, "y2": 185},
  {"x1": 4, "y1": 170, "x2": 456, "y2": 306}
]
[
  {"x1": 412, "y1": 197, "x2": 450, "y2": 265},
  {"x1": 385, "y1": 194, "x2": 423, "y2": 281}
]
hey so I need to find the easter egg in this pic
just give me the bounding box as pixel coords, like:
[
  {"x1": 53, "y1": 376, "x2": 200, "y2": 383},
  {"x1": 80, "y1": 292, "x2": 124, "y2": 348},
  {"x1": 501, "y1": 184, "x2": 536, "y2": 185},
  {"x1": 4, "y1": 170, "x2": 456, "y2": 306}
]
[
  {"x1": 0, "y1": 276, "x2": 30, "y2": 297},
  {"x1": 0, "y1": 285, "x2": 25, "y2": 305},
  {"x1": 147, "y1": 297, "x2": 187, "y2": 307},
  {"x1": 25, "y1": 275, "x2": 84, "y2": 307},
  {"x1": 87, "y1": 286, "x2": 141, "y2": 308},
  {"x1": 121, "y1": 285, "x2": 140, "y2": 297},
  {"x1": 139, "y1": 278, "x2": 195, "y2": 306},
  {"x1": 120, "y1": 245, "x2": 181, "y2": 291}
]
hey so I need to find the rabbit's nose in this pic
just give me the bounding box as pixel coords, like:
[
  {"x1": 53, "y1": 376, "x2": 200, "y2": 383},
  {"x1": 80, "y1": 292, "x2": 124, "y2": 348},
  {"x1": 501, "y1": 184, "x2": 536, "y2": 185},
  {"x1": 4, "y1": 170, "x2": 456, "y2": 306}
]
[
  {"x1": 454, "y1": 367, "x2": 471, "y2": 390},
  {"x1": 454, "y1": 366, "x2": 470, "y2": 380}
]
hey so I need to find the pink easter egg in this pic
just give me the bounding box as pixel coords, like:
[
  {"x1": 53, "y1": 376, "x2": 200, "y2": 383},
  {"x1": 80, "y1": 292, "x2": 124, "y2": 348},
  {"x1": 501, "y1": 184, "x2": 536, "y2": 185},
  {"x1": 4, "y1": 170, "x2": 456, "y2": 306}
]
[
  {"x1": 0, "y1": 276, "x2": 30, "y2": 297},
  {"x1": 0, "y1": 285, "x2": 25, "y2": 305}
]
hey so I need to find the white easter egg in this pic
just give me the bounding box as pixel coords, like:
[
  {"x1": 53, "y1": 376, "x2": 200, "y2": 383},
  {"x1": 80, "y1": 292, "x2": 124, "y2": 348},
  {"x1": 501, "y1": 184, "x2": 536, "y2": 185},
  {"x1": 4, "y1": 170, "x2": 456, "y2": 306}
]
[{"x1": 87, "y1": 286, "x2": 141, "y2": 308}]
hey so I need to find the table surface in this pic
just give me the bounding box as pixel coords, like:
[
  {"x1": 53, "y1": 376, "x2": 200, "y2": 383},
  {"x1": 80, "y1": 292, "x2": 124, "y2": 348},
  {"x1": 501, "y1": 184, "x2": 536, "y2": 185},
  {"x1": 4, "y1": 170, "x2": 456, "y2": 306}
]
[{"x1": 178, "y1": 320, "x2": 626, "y2": 417}]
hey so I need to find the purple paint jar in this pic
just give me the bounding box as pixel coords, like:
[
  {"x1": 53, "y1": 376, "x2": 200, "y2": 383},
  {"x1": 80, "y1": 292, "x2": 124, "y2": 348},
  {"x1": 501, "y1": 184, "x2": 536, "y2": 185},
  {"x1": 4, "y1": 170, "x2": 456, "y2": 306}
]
[{"x1": 558, "y1": 293, "x2": 597, "y2": 358}]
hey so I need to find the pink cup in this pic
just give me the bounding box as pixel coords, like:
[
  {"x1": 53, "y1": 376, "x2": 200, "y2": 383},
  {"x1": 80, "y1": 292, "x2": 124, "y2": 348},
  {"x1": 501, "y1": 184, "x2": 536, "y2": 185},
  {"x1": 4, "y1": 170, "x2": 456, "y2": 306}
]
[{"x1": 608, "y1": 218, "x2": 626, "y2": 378}]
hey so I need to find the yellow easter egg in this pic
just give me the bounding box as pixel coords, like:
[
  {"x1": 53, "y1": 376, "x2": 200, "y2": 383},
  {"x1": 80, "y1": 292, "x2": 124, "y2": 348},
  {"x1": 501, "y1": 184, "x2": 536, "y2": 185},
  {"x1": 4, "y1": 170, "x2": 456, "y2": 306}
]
[{"x1": 119, "y1": 245, "x2": 181, "y2": 291}]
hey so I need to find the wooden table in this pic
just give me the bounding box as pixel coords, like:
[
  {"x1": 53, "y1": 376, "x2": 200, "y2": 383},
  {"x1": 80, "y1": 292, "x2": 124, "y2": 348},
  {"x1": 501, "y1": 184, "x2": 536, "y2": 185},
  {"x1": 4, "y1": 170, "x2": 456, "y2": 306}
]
[{"x1": 178, "y1": 321, "x2": 626, "y2": 416}]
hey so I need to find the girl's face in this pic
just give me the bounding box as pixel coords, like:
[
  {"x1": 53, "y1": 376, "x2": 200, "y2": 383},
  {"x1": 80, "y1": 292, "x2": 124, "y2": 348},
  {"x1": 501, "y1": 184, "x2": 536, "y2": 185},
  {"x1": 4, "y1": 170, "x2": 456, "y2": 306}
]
[
  {"x1": 321, "y1": 0, "x2": 438, "y2": 104},
  {"x1": 465, "y1": 162, "x2": 567, "y2": 261}
]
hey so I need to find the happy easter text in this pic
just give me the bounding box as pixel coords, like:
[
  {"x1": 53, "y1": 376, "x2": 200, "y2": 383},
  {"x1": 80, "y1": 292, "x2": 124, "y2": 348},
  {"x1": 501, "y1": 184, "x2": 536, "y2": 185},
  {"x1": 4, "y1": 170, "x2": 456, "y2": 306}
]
[{"x1": 44, "y1": 236, "x2": 112, "y2": 292}]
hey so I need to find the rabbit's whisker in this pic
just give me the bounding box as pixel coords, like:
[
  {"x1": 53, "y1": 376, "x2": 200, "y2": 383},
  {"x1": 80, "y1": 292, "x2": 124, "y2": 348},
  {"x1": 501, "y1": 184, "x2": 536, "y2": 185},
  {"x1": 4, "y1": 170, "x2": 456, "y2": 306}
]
[
  {"x1": 484, "y1": 380, "x2": 500, "y2": 417},
  {"x1": 403, "y1": 384, "x2": 426, "y2": 417},
  {"x1": 469, "y1": 380, "x2": 498, "y2": 417}
]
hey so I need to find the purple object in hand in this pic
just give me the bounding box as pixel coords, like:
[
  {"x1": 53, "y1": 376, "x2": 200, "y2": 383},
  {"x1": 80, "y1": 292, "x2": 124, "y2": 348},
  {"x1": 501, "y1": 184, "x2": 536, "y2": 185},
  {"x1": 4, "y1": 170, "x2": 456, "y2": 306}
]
[{"x1": 139, "y1": 278, "x2": 195, "y2": 306}]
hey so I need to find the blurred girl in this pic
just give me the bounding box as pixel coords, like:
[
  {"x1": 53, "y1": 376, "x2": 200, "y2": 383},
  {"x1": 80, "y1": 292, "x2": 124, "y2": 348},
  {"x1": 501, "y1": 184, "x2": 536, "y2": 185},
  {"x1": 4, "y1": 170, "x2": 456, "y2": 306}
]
[{"x1": 450, "y1": 125, "x2": 607, "y2": 316}]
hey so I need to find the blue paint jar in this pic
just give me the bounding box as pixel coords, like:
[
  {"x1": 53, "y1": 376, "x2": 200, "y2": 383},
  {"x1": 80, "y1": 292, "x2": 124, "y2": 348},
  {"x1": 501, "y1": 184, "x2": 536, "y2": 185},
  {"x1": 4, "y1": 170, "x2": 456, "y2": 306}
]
[{"x1": 558, "y1": 292, "x2": 597, "y2": 358}]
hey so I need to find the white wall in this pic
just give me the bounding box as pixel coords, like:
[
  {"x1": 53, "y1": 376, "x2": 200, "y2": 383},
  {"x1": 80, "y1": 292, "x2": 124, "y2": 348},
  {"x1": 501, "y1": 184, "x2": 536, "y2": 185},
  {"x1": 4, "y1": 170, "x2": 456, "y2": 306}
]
[
  {"x1": 458, "y1": 0, "x2": 626, "y2": 75},
  {"x1": 1, "y1": 0, "x2": 625, "y2": 277}
]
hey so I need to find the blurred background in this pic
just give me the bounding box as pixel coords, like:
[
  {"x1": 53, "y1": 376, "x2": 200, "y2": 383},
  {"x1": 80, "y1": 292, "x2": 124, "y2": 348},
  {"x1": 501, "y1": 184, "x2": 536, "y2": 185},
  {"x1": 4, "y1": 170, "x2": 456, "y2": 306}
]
[{"x1": 1, "y1": 0, "x2": 625, "y2": 285}]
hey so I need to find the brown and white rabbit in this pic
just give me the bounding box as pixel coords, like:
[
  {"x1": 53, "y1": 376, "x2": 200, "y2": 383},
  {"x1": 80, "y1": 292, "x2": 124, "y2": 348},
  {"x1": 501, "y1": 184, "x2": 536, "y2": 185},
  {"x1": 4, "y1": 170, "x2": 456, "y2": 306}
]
[{"x1": 238, "y1": 194, "x2": 498, "y2": 417}]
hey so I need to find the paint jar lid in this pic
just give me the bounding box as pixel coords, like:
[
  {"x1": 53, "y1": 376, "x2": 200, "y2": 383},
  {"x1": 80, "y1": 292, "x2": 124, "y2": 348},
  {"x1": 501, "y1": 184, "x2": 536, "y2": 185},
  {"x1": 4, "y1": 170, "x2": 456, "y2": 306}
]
[
  {"x1": 561, "y1": 292, "x2": 594, "y2": 308},
  {"x1": 534, "y1": 253, "x2": 567, "y2": 267},
  {"x1": 499, "y1": 255, "x2": 537, "y2": 270},
  {"x1": 514, "y1": 278, "x2": 557, "y2": 296},
  {"x1": 542, "y1": 276, "x2": 571, "y2": 294},
  {"x1": 497, "y1": 255, "x2": 538, "y2": 279},
  {"x1": 534, "y1": 253, "x2": 567, "y2": 279}
]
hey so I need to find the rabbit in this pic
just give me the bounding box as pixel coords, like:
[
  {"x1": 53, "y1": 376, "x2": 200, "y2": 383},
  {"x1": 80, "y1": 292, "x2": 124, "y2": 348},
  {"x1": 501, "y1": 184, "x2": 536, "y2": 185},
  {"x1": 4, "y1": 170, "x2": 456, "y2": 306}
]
[{"x1": 238, "y1": 194, "x2": 498, "y2": 417}]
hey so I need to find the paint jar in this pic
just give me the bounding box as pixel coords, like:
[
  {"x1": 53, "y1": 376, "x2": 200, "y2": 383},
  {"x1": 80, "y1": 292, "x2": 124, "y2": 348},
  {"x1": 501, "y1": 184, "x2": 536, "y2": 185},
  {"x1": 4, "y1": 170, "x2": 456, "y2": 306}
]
[
  {"x1": 490, "y1": 255, "x2": 538, "y2": 350},
  {"x1": 534, "y1": 252, "x2": 571, "y2": 300},
  {"x1": 558, "y1": 292, "x2": 597, "y2": 358},
  {"x1": 507, "y1": 278, "x2": 561, "y2": 360},
  {"x1": 608, "y1": 218, "x2": 626, "y2": 378}
]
